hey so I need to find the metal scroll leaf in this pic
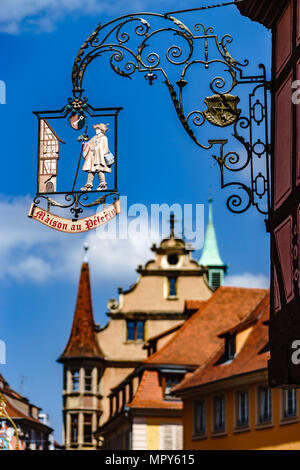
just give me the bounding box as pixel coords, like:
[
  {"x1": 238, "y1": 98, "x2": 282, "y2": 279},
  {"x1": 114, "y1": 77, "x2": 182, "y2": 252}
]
[
  {"x1": 69, "y1": 13, "x2": 270, "y2": 216},
  {"x1": 71, "y1": 13, "x2": 248, "y2": 148},
  {"x1": 33, "y1": 192, "x2": 117, "y2": 218}
]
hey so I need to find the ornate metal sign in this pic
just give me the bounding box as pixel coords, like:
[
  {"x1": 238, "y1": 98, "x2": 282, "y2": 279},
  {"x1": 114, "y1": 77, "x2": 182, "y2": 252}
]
[
  {"x1": 29, "y1": 105, "x2": 122, "y2": 232},
  {"x1": 29, "y1": 10, "x2": 271, "y2": 229},
  {"x1": 69, "y1": 12, "x2": 271, "y2": 218}
]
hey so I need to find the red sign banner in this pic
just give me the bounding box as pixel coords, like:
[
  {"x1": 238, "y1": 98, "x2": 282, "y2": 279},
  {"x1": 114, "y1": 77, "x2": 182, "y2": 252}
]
[{"x1": 28, "y1": 199, "x2": 121, "y2": 233}]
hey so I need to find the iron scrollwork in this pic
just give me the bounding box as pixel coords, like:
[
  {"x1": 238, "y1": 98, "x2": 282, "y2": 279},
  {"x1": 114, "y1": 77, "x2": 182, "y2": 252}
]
[
  {"x1": 210, "y1": 65, "x2": 270, "y2": 215},
  {"x1": 70, "y1": 12, "x2": 271, "y2": 217}
]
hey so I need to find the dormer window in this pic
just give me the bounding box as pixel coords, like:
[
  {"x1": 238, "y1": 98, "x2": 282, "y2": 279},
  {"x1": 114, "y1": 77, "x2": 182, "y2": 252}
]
[
  {"x1": 225, "y1": 335, "x2": 236, "y2": 361},
  {"x1": 162, "y1": 375, "x2": 182, "y2": 399}
]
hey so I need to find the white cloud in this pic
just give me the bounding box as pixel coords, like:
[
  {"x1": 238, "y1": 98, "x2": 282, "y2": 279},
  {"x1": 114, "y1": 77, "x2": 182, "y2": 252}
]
[
  {"x1": 224, "y1": 272, "x2": 269, "y2": 289},
  {"x1": 0, "y1": 0, "x2": 183, "y2": 34},
  {"x1": 0, "y1": 195, "x2": 156, "y2": 284},
  {"x1": 0, "y1": 195, "x2": 269, "y2": 290}
]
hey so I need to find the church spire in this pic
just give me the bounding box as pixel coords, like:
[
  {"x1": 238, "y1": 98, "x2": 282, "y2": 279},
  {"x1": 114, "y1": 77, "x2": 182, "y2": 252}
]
[
  {"x1": 199, "y1": 198, "x2": 227, "y2": 289},
  {"x1": 58, "y1": 255, "x2": 103, "y2": 362}
]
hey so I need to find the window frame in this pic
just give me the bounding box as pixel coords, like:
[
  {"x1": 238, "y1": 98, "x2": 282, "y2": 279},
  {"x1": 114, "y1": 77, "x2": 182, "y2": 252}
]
[
  {"x1": 213, "y1": 394, "x2": 226, "y2": 434},
  {"x1": 235, "y1": 390, "x2": 249, "y2": 429},
  {"x1": 126, "y1": 320, "x2": 145, "y2": 342},
  {"x1": 70, "y1": 413, "x2": 79, "y2": 444},
  {"x1": 281, "y1": 389, "x2": 298, "y2": 423},
  {"x1": 161, "y1": 374, "x2": 182, "y2": 400},
  {"x1": 168, "y1": 276, "x2": 178, "y2": 297},
  {"x1": 83, "y1": 413, "x2": 93, "y2": 444},
  {"x1": 84, "y1": 368, "x2": 93, "y2": 392},
  {"x1": 193, "y1": 399, "x2": 206, "y2": 437},
  {"x1": 210, "y1": 270, "x2": 222, "y2": 289},
  {"x1": 225, "y1": 335, "x2": 236, "y2": 361},
  {"x1": 257, "y1": 386, "x2": 273, "y2": 426},
  {"x1": 71, "y1": 369, "x2": 80, "y2": 392}
]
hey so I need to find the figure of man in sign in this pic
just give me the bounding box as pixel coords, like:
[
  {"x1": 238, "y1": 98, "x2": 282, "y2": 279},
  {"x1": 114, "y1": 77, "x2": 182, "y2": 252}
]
[{"x1": 81, "y1": 123, "x2": 112, "y2": 191}]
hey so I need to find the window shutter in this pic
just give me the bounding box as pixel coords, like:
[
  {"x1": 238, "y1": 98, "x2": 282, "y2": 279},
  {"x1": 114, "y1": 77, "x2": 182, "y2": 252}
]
[
  {"x1": 163, "y1": 425, "x2": 173, "y2": 450},
  {"x1": 175, "y1": 425, "x2": 183, "y2": 450}
]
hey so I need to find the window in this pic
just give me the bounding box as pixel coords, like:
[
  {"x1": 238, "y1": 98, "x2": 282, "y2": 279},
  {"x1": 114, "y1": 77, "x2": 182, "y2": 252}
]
[
  {"x1": 83, "y1": 414, "x2": 93, "y2": 444},
  {"x1": 194, "y1": 400, "x2": 206, "y2": 435},
  {"x1": 259, "y1": 387, "x2": 272, "y2": 423},
  {"x1": 236, "y1": 391, "x2": 249, "y2": 427},
  {"x1": 211, "y1": 271, "x2": 221, "y2": 289},
  {"x1": 46, "y1": 181, "x2": 54, "y2": 193},
  {"x1": 214, "y1": 395, "x2": 225, "y2": 432},
  {"x1": 126, "y1": 320, "x2": 145, "y2": 341},
  {"x1": 225, "y1": 336, "x2": 236, "y2": 361},
  {"x1": 85, "y1": 369, "x2": 92, "y2": 392},
  {"x1": 41, "y1": 159, "x2": 57, "y2": 174},
  {"x1": 284, "y1": 389, "x2": 297, "y2": 418},
  {"x1": 70, "y1": 414, "x2": 78, "y2": 443},
  {"x1": 168, "y1": 277, "x2": 177, "y2": 297},
  {"x1": 71, "y1": 370, "x2": 80, "y2": 392},
  {"x1": 161, "y1": 424, "x2": 182, "y2": 450},
  {"x1": 164, "y1": 376, "x2": 182, "y2": 397}
]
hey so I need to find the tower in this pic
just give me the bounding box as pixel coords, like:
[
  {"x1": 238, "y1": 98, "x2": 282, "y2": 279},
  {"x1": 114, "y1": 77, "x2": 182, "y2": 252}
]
[
  {"x1": 199, "y1": 198, "x2": 227, "y2": 290},
  {"x1": 57, "y1": 252, "x2": 104, "y2": 450}
]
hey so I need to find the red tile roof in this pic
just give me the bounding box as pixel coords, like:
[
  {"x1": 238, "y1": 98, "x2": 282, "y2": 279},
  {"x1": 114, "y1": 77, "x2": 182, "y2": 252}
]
[
  {"x1": 144, "y1": 287, "x2": 267, "y2": 367},
  {"x1": 3, "y1": 396, "x2": 49, "y2": 427},
  {"x1": 0, "y1": 374, "x2": 28, "y2": 403},
  {"x1": 173, "y1": 293, "x2": 270, "y2": 393},
  {"x1": 0, "y1": 375, "x2": 52, "y2": 430},
  {"x1": 128, "y1": 370, "x2": 182, "y2": 410},
  {"x1": 58, "y1": 263, "x2": 103, "y2": 361}
]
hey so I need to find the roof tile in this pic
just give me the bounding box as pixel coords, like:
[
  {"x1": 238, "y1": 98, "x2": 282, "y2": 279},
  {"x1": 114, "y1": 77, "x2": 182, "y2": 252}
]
[
  {"x1": 174, "y1": 293, "x2": 270, "y2": 392},
  {"x1": 145, "y1": 287, "x2": 267, "y2": 366},
  {"x1": 58, "y1": 263, "x2": 103, "y2": 360}
]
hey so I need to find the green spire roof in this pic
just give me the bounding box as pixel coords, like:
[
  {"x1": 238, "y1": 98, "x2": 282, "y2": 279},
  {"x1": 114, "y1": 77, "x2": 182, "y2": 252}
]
[{"x1": 199, "y1": 198, "x2": 224, "y2": 267}]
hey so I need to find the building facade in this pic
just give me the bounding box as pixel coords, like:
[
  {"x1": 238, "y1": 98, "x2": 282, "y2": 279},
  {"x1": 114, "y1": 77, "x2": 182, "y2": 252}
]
[
  {"x1": 237, "y1": 0, "x2": 300, "y2": 386},
  {"x1": 0, "y1": 373, "x2": 53, "y2": 450},
  {"x1": 96, "y1": 286, "x2": 267, "y2": 450},
  {"x1": 58, "y1": 206, "x2": 227, "y2": 449},
  {"x1": 174, "y1": 291, "x2": 300, "y2": 449}
]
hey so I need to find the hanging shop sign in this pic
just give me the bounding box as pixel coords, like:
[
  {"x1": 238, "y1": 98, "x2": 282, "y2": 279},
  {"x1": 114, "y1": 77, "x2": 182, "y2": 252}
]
[
  {"x1": 29, "y1": 102, "x2": 122, "y2": 232},
  {"x1": 28, "y1": 199, "x2": 120, "y2": 234}
]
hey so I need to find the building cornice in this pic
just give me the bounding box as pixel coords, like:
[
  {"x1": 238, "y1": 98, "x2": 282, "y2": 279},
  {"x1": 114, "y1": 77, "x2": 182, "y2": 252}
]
[
  {"x1": 135, "y1": 268, "x2": 207, "y2": 277},
  {"x1": 236, "y1": 0, "x2": 288, "y2": 29},
  {"x1": 107, "y1": 311, "x2": 189, "y2": 320}
]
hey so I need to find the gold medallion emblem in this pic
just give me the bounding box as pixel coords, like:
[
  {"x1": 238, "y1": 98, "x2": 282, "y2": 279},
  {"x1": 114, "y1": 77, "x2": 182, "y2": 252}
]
[{"x1": 204, "y1": 94, "x2": 241, "y2": 127}]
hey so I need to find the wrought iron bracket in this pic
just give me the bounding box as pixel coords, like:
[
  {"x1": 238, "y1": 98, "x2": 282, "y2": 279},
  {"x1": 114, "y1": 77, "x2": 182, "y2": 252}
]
[{"x1": 69, "y1": 11, "x2": 271, "y2": 218}]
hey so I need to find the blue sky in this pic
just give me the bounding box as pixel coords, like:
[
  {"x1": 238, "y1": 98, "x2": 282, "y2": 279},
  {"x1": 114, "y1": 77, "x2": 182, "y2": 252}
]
[{"x1": 0, "y1": 0, "x2": 271, "y2": 442}]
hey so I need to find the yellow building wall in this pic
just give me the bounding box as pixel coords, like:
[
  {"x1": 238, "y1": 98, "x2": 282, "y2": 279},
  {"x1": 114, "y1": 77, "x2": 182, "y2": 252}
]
[
  {"x1": 146, "y1": 417, "x2": 182, "y2": 450},
  {"x1": 183, "y1": 386, "x2": 300, "y2": 450}
]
